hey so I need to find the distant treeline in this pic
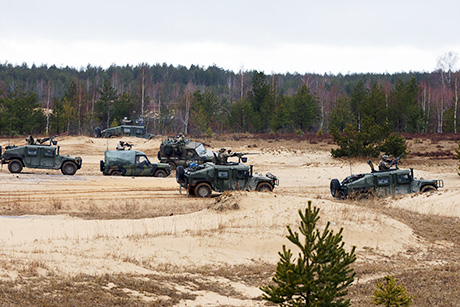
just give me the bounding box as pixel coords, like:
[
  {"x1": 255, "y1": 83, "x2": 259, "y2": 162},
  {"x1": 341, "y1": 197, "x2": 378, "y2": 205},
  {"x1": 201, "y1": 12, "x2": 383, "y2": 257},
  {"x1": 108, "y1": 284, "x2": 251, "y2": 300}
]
[{"x1": 0, "y1": 62, "x2": 459, "y2": 136}]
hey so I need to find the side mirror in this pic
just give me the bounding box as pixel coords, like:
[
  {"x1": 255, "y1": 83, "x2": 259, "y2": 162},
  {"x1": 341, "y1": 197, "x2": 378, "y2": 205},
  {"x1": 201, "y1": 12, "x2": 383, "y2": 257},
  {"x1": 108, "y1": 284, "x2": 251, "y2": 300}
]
[{"x1": 241, "y1": 157, "x2": 248, "y2": 163}]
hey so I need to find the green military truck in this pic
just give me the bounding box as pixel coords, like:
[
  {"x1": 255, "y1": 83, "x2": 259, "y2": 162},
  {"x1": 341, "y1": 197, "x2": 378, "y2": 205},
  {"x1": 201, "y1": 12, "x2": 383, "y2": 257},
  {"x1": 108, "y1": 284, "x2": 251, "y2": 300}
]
[
  {"x1": 0, "y1": 135, "x2": 82, "y2": 175},
  {"x1": 95, "y1": 125, "x2": 154, "y2": 139},
  {"x1": 158, "y1": 138, "x2": 214, "y2": 170},
  {"x1": 100, "y1": 150, "x2": 171, "y2": 177},
  {"x1": 330, "y1": 160, "x2": 443, "y2": 199},
  {"x1": 175, "y1": 153, "x2": 279, "y2": 197}
]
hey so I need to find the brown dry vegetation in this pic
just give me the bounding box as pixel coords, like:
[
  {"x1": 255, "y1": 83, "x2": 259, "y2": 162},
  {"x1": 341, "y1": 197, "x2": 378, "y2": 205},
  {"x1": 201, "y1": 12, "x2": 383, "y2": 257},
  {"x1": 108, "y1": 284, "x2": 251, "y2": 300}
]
[{"x1": 1, "y1": 134, "x2": 460, "y2": 306}]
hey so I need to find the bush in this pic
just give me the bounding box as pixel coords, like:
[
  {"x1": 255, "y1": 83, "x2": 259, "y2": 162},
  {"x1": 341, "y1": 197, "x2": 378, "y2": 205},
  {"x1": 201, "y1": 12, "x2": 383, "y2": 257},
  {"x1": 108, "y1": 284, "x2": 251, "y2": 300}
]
[
  {"x1": 330, "y1": 124, "x2": 381, "y2": 158},
  {"x1": 261, "y1": 201, "x2": 356, "y2": 306},
  {"x1": 372, "y1": 275, "x2": 413, "y2": 306},
  {"x1": 378, "y1": 133, "x2": 409, "y2": 158}
]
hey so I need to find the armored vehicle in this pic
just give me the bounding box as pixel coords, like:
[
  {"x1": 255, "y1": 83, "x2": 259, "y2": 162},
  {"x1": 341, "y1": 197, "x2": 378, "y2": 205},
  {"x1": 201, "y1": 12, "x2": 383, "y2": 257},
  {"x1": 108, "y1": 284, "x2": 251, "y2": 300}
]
[
  {"x1": 100, "y1": 149, "x2": 171, "y2": 177},
  {"x1": 95, "y1": 125, "x2": 154, "y2": 139},
  {"x1": 175, "y1": 153, "x2": 279, "y2": 197},
  {"x1": 158, "y1": 137, "x2": 214, "y2": 170},
  {"x1": 330, "y1": 160, "x2": 444, "y2": 199},
  {"x1": 0, "y1": 135, "x2": 82, "y2": 175}
]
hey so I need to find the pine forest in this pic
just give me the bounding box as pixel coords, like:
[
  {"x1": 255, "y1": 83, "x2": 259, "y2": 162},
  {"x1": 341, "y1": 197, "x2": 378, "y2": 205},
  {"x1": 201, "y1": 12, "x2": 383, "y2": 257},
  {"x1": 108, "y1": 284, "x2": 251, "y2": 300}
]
[{"x1": 0, "y1": 59, "x2": 459, "y2": 137}]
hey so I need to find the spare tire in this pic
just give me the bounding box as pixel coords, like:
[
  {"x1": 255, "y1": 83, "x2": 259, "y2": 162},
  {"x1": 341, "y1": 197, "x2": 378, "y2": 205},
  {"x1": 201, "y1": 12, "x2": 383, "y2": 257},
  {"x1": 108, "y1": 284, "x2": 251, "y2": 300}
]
[
  {"x1": 176, "y1": 166, "x2": 185, "y2": 184},
  {"x1": 330, "y1": 179, "x2": 341, "y2": 198},
  {"x1": 100, "y1": 160, "x2": 105, "y2": 172}
]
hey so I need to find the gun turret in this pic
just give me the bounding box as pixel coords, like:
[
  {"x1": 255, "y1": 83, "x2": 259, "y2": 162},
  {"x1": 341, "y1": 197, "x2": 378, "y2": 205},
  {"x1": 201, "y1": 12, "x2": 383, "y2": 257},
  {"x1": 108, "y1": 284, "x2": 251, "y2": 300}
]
[
  {"x1": 232, "y1": 152, "x2": 259, "y2": 163},
  {"x1": 390, "y1": 154, "x2": 403, "y2": 169}
]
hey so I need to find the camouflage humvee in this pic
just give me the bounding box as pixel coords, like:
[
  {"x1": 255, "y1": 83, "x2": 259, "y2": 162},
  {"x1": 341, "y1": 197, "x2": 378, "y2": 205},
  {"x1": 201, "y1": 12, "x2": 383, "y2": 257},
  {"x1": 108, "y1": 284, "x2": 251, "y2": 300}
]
[
  {"x1": 330, "y1": 160, "x2": 444, "y2": 199},
  {"x1": 0, "y1": 135, "x2": 82, "y2": 175},
  {"x1": 100, "y1": 150, "x2": 171, "y2": 177},
  {"x1": 95, "y1": 125, "x2": 154, "y2": 139},
  {"x1": 157, "y1": 138, "x2": 214, "y2": 170},
  {"x1": 176, "y1": 153, "x2": 279, "y2": 197}
]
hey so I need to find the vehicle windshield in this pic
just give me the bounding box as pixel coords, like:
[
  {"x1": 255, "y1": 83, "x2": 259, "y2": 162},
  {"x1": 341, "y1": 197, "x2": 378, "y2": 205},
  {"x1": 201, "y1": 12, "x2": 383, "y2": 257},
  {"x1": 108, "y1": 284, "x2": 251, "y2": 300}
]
[
  {"x1": 195, "y1": 144, "x2": 207, "y2": 156},
  {"x1": 136, "y1": 155, "x2": 150, "y2": 164}
]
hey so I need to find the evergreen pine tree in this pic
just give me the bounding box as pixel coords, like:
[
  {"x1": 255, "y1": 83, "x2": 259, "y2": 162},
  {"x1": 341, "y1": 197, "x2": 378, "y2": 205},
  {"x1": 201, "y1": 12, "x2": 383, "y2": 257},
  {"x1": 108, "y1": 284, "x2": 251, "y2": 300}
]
[
  {"x1": 261, "y1": 201, "x2": 356, "y2": 306},
  {"x1": 372, "y1": 275, "x2": 413, "y2": 306}
]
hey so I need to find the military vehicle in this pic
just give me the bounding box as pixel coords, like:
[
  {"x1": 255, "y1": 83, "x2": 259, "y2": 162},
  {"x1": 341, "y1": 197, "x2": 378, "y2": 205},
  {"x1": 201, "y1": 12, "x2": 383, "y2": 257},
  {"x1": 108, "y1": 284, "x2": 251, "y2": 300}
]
[
  {"x1": 330, "y1": 159, "x2": 444, "y2": 199},
  {"x1": 0, "y1": 135, "x2": 82, "y2": 175},
  {"x1": 95, "y1": 125, "x2": 154, "y2": 139},
  {"x1": 100, "y1": 149, "x2": 171, "y2": 177},
  {"x1": 158, "y1": 137, "x2": 214, "y2": 170},
  {"x1": 175, "y1": 153, "x2": 279, "y2": 197}
]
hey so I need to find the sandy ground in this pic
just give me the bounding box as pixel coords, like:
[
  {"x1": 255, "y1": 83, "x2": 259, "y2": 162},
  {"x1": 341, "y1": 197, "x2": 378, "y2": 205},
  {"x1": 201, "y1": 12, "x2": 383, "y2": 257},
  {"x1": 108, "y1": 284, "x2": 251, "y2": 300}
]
[{"x1": 1, "y1": 135, "x2": 459, "y2": 305}]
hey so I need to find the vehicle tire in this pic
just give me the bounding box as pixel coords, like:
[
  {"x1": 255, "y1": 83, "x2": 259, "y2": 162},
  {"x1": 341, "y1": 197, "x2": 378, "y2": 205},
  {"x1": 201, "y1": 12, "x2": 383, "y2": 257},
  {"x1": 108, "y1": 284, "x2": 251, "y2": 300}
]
[
  {"x1": 100, "y1": 160, "x2": 105, "y2": 172},
  {"x1": 195, "y1": 182, "x2": 212, "y2": 198},
  {"x1": 421, "y1": 185, "x2": 436, "y2": 193},
  {"x1": 168, "y1": 161, "x2": 176, "y2": 170},
  {"x1": 111, "y1": 170, "x2": 122, "y2": 176},
  {"x1": 157, "y1": 151, "x2": 161, "y2": 160},
  {"x1": 61, "y1": 161, "x2": 77, "y2": 175},
  {"x1": 176, "y1": 166, "x2": 185, "y2": 183},
  {"x1": 330, "y1": 179, "x2": 341, "y2": 198},
  {"x1": 154, "y1": 169, "x2": 167, "y2": 177},
  {"x1": 256, "y1": 182, "x2": 273, "y2": 192},
  {"x1": 8, "y1": 160, "x2": 23, "y2": 173}
]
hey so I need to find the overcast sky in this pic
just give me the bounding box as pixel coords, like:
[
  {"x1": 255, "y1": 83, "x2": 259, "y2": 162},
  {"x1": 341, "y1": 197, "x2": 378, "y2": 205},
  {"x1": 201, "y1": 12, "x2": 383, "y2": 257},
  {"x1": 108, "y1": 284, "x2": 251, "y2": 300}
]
[{"x1": 1, "y1": 0, "x2": 459, "y2": 74}]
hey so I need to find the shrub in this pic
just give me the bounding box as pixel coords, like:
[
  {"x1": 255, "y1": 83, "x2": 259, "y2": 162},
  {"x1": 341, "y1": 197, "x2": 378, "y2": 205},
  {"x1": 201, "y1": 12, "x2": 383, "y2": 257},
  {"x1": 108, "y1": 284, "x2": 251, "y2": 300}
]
[
  {"x1": 378, "y1": 132, "x2": 409, "y2": 158},
  {"x1": 372, "y1": 275, "x2": 413, "y2": 306}
]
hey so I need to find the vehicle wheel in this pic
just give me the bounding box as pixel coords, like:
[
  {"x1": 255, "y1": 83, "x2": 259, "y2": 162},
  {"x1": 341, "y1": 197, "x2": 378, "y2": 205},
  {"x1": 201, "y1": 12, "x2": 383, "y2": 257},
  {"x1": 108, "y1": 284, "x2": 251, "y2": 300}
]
[
  {"x1": 188, "y1": 188, "x2": 195, "y2": 196},
  {"x1": 100, "y1": 160, "x2": 105, "y2": 172},
  {"x1": 168, "y1": 161, "x2": 176, "y2": 170},
  {"x1": 61, "y1": 161, "x2": 77, "y2": 175},
  {"x1": 330, "y1": 179, "x2": 341, "y2": 198},
  {"x1": 421, "y1": 185, "x2": 436, "y2": 193},
  {"x1": 111, "y1": 170, "x2": 122, "y2": 176},
  {"x1": 154, "y1": 169, "x2": 167, "y2": 177},
  {"x1": 8, "y1": 160, "x2": 23, "y2": 173},
  {"x1": 256, "y1": 182, "x2": 273, "y2": 192},
  {"x1": 195, "y1": 183, "x2": 212, "y2": 198},
  {"x1": 157, "y1": 151, "x2": 161, "y2": 160},
  {"x1": 176, "y1": 166, "x2": 185, "y2": 183}
]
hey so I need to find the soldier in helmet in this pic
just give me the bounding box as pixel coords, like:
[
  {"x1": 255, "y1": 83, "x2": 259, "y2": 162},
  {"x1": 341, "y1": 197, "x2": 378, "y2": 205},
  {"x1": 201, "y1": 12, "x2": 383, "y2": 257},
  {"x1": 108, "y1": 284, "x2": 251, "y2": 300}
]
[
  {"x1": 218, "y1": 148, "x2": 231, "y2": 164},
  {"x1": 177, "y1": 132, "x2": 185, "y2": 143},
  {"x1": 116, "y1": 141, "x2": 125, "y2": 151},
  {"x1": 26, "y1": 135, "x2": 35, "y2": 145},
  {"x1": 378, "y1": 154, "x2": 393, "y2": 170}
]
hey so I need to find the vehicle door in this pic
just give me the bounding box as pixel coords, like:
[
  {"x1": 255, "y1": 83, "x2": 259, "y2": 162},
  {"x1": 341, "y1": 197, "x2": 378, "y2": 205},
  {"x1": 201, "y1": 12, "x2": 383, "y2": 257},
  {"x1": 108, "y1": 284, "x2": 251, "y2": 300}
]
[
  {"x1": 122, "y1": 127, "x2": 131, "y2": 136},
  {"x1": 134, "y1": 155, "x2": 152, "y2": 176},
  {"x1": 185, "y1": 149, "x2": 199, "y2": 165},
  {"x1": 374, "y1": 174, "x2": 391, "y2": 197},
  {"x1": 393, "y1": 173, "x2": 411, "y2": 195},
  {"x1": 135, "y1": 127, "x2": 145, "y2": 137},
  {"x1": 235, "y1": 168, "x2": 250, "y2": 190},
  {"x1": 214, "y1": 166, "x2": 233, "y2": 192},
  {"x1": 25, "y1": 146, "x2": 40, "y2": 167},
  {"x1": 40, "y1": 147, "x2": 56, "y2": 167}
]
